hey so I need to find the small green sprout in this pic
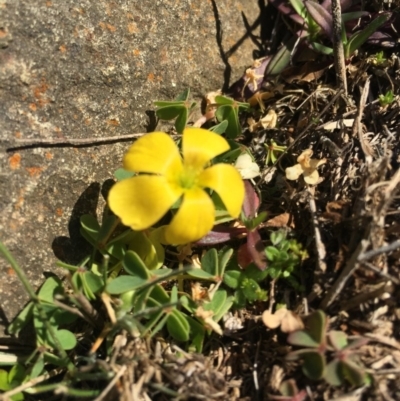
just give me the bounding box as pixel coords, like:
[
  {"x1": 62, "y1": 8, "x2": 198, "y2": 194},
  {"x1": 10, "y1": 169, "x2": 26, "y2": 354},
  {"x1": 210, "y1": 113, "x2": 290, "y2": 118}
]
[
  {"x1": 373, "y1": 51, "x2": 387, "y2": 66},
  {"x1": 379, "y1": 90, "x2": 395, "y2": 108},
  {"x1": 265, "y1": 140, "x2": 287, "y2": 165},
  {"x1": 265, "y1": 230, "x2": 307, "y2": 285}
]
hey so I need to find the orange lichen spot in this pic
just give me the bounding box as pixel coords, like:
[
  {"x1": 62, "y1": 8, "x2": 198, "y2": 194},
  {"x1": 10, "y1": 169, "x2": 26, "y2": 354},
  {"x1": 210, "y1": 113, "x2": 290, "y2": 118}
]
[
  {"x1": 127, "y1": 23, "x2": 138, "y2": 34},
  {"x1": 99, "y1": 22, "x2": 116, "y2": 32},
  {"x1": 106, "y1": 24, "x2": 116, "y2": 32},
  {"x1": 9, "y1": 153, "x2": 21, "y2": 170},
  {"x1": 15, "y1": 196, "x2": 24, "y2": 209},
  {"x1": 29, "y1": 103, "x2": 37, "y2": 111},
  {"x1": 56, "y1": 208, "x2": 63, "y2": 217},
  {"x1": 34, "y1": 80, "x2": 49, "y2": 99},
  {"x1": 26, "y1": 167, "x2": 43, "y2": 178},
  {"x1": 45, "y1": 152, "x2": 53, "y2": 160},
  {"x1": 59, "y1": 44, "x2": 67, "y2": 53},
  {"x1": 147, "y1": 72, "x2": 155, "y2": 82},
  {"x1": 132, "y1": 49, "x2": 140, "y2": 56},
  {"x1": 107, "y1": 118, "x2": 120, "y2": 126},
  {"x1": 14, "y1": 131, "x2": 22, "y2": 139},
  {"x1": 187, "y1": 48, "x2": 193, "y2": 60},
  {"x1": 32, "y1": 80, "x2": 50, "y2": 108},
  {"x1": 7, "y1": 267, "x2": 16, "y2": 276},
  {"x1": 0, "y1": 27, "x2": 7, "y2": 39},
  {"x1": 85, "y1": 118, "x2": 92, "y2": 125},
  {"x1": 46, "y1": 1, "x2": 53, "y2": 6}
]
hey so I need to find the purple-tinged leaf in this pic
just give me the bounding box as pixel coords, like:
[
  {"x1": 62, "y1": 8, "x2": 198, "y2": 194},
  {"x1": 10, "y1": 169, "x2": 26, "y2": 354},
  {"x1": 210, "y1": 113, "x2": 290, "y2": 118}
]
[
  {"x1": 287, "y1": 330, "x2": 320, "y2": 348},
  {"x1": 269, "y1": 0, "x2": 305, "y2": 25},
  {"x1": 341, "y1": 359, "x2": 368, "y2": 386},
  {"x1": 302, "y1": 351, "x2": 326, "y2": 379},
  {"x1": 228, "y1": 57, "x2": 270, "y2": 100},
  {"x1": 341, "y1": 11, "x2": 369, "y2": 23},
  {"x1": 246, "y1": 229, "x2": 267, "y2": 270},
  {"x1": 366, "y1": 31, "x2": 396, "y2": 48},
  {"x1": 343, "y1": 336, "x2": 369, "y2": 351},
  {"x1": 305, "y1": 0, "x2": 333, "y2": 39},
  {"x1": 289, "y1": 0, "x2": 308, "y2": 20},
  {"x1": 242, "y1": 180, "x2": 260, "y2": 219},
  {"x1": 346, "y1": 12, "x2": 391, "y2": 58},
  {"x1": 324, "y1": 359, "x2": 343, "y2": 386},
  {"x1": 195, "y1": 226, "x2": 247, "y2": 246},
  {"x1": 266, "y1": 36, "x2": 297, "y2": 76},
  {"x1": 328, "y1": 330, "x2": 348, "y2": 351}
]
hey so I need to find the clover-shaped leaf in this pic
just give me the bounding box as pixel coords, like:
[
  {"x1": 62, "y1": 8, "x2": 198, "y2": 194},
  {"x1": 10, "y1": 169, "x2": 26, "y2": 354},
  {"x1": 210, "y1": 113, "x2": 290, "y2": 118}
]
[
  {"x1": 215, "y1": 95, "x2": 249, "y2": 138},
  {"x1": 154, "y1": 89, "x2": 196, "y2": 134}
]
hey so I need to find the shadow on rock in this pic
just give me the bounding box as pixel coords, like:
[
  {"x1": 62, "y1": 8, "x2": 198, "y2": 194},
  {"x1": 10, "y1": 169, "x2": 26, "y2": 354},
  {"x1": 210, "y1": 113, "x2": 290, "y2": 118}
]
[{"x1": 52, "y1": 182, "x2": 101, "y2": 265}]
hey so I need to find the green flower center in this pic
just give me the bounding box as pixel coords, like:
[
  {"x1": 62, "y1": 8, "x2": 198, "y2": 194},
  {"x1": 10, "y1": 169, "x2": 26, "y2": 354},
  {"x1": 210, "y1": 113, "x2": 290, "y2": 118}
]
[{"x1": 178, "y1": 166, "x2": 199, "y2": 190}]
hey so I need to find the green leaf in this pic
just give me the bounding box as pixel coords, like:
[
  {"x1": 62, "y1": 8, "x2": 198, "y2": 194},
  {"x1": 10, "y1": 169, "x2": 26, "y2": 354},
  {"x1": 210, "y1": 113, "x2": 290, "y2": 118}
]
[
  {"x1": 113, "y1": 168, "x2": 135, "y2": 181},
  {"x1": 265, "y1": 246, "x2": 280, "y2": 261},
  {"x1": 8, "y1": 302, "x2": 34, "y2": 336},
  {"x1": 209, "y1": 120, "x2": 229, "y2": 134},
  {"x1": 287, "y1": 331, "x2": 320, "y2": 348},
  {"x1": 30, "y1": 355, "x2": 44, "y2": 379},
  {"x1": 201, "y1": 248, "x2": 218, "y2": 276},
  {"x1": 154, "y1": 104, "x2": 182, "y2": 120},
  {"x1": 0, "y1": 369, "x2": 10, "y2": 391},
  {"x1": 307, "y1": 310, "x2": 327, "y2": 344},
  {"x1": 187, "y1": 269, "x2": 215, "y2": 280},
  {"x1": 311, "y1": 42, "x2": 333, "y2": 55},
  {"x1": 123, "y1": 251, "x2": 151, "y2": 279},
  {"x1": 324, "y1": 359, "x2": 343, "y2": 386},
  {"x1": 106, "y1": 275, "x2": 147, "y2": 294},
  {"x1": 82, "y1": 271, "x2": 104, "y2": 299},
  {"x1": 38, "y1": 276, "x2": 64, "y2": 304},
  {"x1": 341, "y1": 359, "x2": 368, "y2": 386},
  {"x1": 175, "y1": 88, "x2": 191, "y2": 102},
  {"x1": 240, "y1": 278, "x2": 261, "y2": 302},
  {"x1": 205, "y1": 290, "x2": 234, "y2": 322},
  {"x1": 166, "y1": 310, "x2": 190, "y2": 342},
  {"x1": 170, "y1": 285, "x2": 178, "y2": 303},
  {"x1": 218, "y1": 247, "x2": 233, "y2": 277},
  {"x1": 243, "y1": 263, "x2": 269, "y2": 282},
  {"x1": 8, "y1": 363, "x2": 26, "y2": 387},
  {"x1": 346, "y1": 13, "x2": 391, "y2": 58},
  {"x1": 328, "y1": 330, "x2": 348, "y2": 351},
  {"x1": 184, "y1": 315, "x2": 205, "y2": 352},
  {"x1": 215, "y1": 104, "x2": 241, "y2": 139},
  {"x1": 289, "y1": 0, "x2": 307, "y2": 19},
  {"x1": 174, "y1": 106, "x2": 188, "y2": 134},
  {"x1": 302, "y1": 351, "x2": 326, "y2": 380},
  {"x1": 265, "y1": 36, "x2": 296, "y2": 76},
  {"x1": 223, "y1": 270, "x2": 242, "y2": 289},
  {"x1": 80, "y1": 214, "x2": 100, "y2": 240},
  {"x1": 53, "y1": 329, "x2": 77, "y2": 351},
  {"x1": 270, "y1": 230, "x2": 286, "y2": 246}
]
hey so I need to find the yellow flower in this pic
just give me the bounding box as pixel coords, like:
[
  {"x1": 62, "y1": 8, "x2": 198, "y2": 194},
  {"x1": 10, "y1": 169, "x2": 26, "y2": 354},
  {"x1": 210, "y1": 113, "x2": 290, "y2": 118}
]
[
  {"x1": 108, "y1": 127, "x2": 244, "y2": 244},
  {"x1": 285, "y1": 149, "x2": 327, "y2": 185}
]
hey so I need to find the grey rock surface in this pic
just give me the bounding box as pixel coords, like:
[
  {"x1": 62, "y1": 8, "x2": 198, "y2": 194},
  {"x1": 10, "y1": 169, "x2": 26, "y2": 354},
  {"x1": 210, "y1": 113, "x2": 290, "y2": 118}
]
[{"x1": 0, "y1": 0, "x2": 261, "y2": 335}]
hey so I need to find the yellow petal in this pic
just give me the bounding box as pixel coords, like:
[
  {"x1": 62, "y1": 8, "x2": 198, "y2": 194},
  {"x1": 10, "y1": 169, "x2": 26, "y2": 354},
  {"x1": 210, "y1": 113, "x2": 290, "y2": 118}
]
[
  {"x1": 182, "y1": 127, "x2": 230, "y2": 170},
  {"x1": 285, "y1": 164, "x2": 303, "y2": 181},
  {"x1": 198, "y1": 164, "x2": 244, "y2": 218},
  {"x1": 123, "y1": 132, "x2": 183, "y2": 175},
  {"x1": 108, "y1": 175, "x2": 182, "y2": 230},
  {"x1": 164, "y1": 188, "x2": 214, "y2": 244}
]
